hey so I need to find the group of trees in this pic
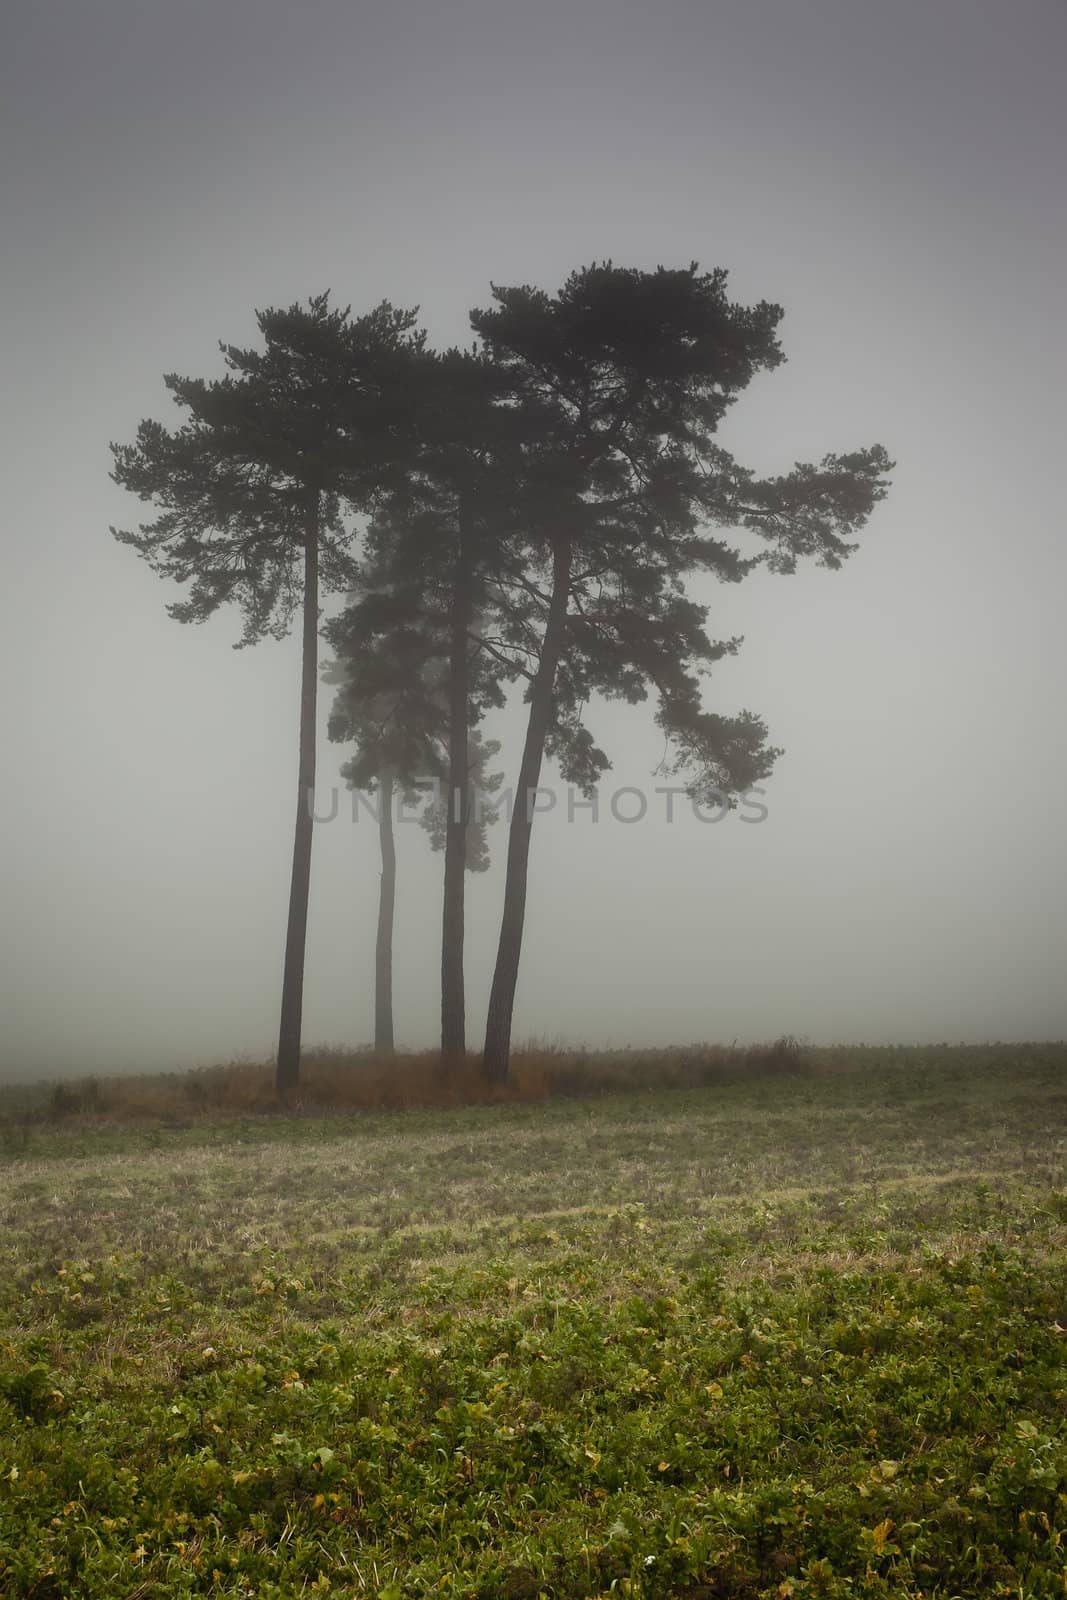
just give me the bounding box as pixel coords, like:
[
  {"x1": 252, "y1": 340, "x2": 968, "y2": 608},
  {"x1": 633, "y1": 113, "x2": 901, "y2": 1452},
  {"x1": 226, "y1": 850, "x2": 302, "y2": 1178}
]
[{"x1": 111, "y1": 263, "x2": 891, "y2": 1097}]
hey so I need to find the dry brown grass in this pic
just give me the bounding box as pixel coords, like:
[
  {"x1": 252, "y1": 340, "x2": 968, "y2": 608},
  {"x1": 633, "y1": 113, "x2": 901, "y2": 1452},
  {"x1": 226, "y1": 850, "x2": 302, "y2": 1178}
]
[{"x1": 16, "y1": 1036, "x2": 809, "y2": 1125}]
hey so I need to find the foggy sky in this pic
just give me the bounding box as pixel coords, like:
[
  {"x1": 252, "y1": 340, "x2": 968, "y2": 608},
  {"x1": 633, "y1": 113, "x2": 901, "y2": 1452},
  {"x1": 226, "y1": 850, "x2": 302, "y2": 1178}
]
[{"x1": 2, "y1": 0, "x2": 1065, "y2": 1080}]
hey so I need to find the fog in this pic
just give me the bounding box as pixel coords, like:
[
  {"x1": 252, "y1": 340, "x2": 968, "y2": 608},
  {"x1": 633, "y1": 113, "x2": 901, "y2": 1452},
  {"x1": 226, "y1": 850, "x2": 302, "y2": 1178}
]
[{"x1": 2, "y1": 0, "x2": 1064, "y2": 1081}]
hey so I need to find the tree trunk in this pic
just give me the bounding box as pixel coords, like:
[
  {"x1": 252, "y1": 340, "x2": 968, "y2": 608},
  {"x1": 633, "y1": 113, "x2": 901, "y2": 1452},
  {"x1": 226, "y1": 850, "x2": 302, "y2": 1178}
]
[
  {"x1": 276, "y1": 497, "x2": 320, "y2": 1099},
  {"x1": 375, "y1": 769, "x2": 397, "y2": 1055},
  {"x1": 482, "y1": 538, "x2": 573, "y2": 1082},
  {"x1": 441, "y1": 509, "x2": 472, "y2": 1065}
]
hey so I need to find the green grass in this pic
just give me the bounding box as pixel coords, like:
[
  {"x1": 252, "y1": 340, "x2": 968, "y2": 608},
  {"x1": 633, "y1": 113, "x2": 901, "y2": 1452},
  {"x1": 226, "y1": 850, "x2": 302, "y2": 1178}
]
[{"x1": 1, "y1": 1045, "x2": 1065, "y2": 1598}]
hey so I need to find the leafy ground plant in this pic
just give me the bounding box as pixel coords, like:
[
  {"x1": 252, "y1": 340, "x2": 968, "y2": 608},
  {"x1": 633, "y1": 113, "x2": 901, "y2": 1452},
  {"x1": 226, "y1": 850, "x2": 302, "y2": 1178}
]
[{"x1": 0, "y1": 1045, "x2": 1065, "y2": 1597}]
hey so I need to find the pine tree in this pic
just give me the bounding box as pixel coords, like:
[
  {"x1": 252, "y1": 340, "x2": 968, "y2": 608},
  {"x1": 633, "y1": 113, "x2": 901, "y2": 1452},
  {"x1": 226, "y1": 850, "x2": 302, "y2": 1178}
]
[
  {"x1": 470, "y1": 263, "x2": 892, "y2": 1080},
  {"x1": 355, "y1": 350, "x2": 534, "y2": 1061},
  {"x1": 110, "y1": 295, "x2": 425, "y2": 1096}
]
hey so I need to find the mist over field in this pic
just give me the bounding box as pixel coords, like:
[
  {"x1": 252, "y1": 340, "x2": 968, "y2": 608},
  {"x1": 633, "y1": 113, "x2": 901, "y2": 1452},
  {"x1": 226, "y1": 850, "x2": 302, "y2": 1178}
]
[{"x1": 2, "y1": 0, "x2": 1065, "y2": 1083}]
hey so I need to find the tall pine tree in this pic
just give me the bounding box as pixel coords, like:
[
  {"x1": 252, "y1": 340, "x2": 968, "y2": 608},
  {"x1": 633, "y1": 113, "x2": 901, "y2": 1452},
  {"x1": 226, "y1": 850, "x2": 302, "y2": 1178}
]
[
  {"x1": 470, "y1": 263, "x2": 892, "y2": 1080},
  {"x1": 357, "y1": 350, "x2": 534, "y2": 1061},
  {"x1": 111, "y1": 295, "x2": 425, "y2": 1096}
]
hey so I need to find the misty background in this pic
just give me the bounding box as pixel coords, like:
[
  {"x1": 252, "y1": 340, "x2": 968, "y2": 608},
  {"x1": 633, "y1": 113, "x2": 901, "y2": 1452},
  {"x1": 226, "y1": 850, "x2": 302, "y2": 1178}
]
[{"x1": 2, "y1": 0, "x2": 1064, "y2": 1081}]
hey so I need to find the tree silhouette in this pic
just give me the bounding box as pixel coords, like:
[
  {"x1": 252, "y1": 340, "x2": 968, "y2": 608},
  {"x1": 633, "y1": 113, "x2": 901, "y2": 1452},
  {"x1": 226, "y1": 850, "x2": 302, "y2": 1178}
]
[
  {"x1": 470, "y1": 263, "x2": 892, "y2": 1081},
  {"x1": 356, "y1": 351, "x2": 532, "y2": 1061},
  {"x1": 110, "y1": 295, "x2": 424, "y2": 1096}
]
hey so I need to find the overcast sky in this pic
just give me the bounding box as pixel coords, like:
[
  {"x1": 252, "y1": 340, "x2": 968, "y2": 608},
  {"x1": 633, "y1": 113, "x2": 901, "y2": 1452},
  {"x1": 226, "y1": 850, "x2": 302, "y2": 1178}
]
[{"x1": 2, "y1": 0, "x2": 1065, "y2": 1080}]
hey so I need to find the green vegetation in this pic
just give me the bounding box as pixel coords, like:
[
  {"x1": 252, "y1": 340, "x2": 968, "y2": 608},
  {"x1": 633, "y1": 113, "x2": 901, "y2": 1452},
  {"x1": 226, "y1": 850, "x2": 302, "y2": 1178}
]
[{"x1": 1, "y1": 1046, "x2": 1064, "y2": 1597}]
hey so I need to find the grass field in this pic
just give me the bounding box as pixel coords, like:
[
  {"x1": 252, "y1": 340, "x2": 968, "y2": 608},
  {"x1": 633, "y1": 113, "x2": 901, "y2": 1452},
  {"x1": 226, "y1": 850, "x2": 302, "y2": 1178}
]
[{"x1": 1, "y1": 1045, "x2": 1065, "y2": 1598}]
